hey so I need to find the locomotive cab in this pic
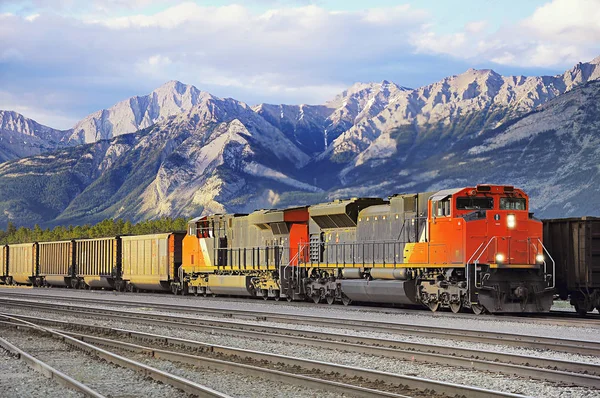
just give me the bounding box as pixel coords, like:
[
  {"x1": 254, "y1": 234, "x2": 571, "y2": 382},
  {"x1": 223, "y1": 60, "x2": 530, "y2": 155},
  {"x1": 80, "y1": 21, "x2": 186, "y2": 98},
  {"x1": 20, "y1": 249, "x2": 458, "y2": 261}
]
[{"x1": 427, "y1": 185, "x2": 554, "y2": 313}]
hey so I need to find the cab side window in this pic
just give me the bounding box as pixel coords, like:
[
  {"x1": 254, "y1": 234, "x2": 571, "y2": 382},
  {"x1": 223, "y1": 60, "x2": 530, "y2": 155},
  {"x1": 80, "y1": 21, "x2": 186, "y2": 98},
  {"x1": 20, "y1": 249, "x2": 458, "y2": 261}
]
[{"x1": 433, "y1": 198, "x2": 451, "y2": 217}]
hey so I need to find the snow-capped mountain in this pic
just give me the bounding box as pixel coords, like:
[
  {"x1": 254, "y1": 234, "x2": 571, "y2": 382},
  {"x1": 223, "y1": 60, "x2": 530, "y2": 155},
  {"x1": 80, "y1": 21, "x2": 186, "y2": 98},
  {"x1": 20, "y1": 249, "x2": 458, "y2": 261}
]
[
  {"x1": 0, "y1": 110, "x2": 71, "y2": 163},
  {"x1": 329, "y1": 55, "x2": 600, "y2": 176},
  {"x1": 0, "y1": 93, "x2": 315, "y2": 226},
  {"x1": 0, "y1": 56, "x2": 599, "y2": 227},
  {"x1": 67, "y1": 80, "x2": 213, "y2": 144}
]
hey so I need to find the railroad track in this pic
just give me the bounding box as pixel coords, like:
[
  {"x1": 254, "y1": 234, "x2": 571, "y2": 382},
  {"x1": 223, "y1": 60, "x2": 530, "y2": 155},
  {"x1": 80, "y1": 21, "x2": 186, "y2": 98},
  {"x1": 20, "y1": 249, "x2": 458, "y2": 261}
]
[
  {"x1": 3, "y1": 288, "x2": 600, "y2": 328},
  {"x1": 0, "y1": 315, "x2": 226, "y2": 397},
  {"x1": 2, "y1": 300, "x2": 600, "y2": 390},
  {"x1": 1, "y1": 294, "x2": 599, "y2": 357},
  {"x1": 0, "y1": 313, "x2": 531, "y2": 398}
]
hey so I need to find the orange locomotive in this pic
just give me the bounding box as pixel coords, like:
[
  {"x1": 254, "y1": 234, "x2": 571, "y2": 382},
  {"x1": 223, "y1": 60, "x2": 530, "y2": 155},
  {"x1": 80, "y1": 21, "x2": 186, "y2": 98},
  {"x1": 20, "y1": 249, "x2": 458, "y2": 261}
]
[{"x1": 177, "y1": 184, "x2": 554, "y2": 313}]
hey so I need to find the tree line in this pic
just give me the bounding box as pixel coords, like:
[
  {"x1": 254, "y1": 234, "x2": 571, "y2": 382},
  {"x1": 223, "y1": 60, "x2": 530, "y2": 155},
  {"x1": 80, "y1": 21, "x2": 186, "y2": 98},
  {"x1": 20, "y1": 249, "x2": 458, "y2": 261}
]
[{"x1": 0, "y1": 217, "x2": 189, "y2": 245}]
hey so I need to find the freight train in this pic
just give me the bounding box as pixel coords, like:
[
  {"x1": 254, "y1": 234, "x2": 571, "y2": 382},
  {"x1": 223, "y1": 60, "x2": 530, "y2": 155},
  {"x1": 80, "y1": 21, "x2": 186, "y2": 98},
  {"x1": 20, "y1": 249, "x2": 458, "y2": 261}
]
[{"x1": 1, "y1": 184, "x2": 598, "y2": 315}]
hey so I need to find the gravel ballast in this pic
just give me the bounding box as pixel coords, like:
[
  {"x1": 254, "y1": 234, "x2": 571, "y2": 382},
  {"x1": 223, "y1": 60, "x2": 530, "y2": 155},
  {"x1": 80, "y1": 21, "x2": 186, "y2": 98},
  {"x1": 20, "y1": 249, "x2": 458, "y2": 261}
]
[
  {"x1": 0, "y1": 326, "x2": 190, "y2": 398},
  {"x1": 1, "y1": 305, "x2": 599, "y2": 398},
  {"x1": 3, "y1": 288, "x2": 598, "y2": 341},
  {"x1": 0, "y1": 348, "x2": 83, "y2": 398}
]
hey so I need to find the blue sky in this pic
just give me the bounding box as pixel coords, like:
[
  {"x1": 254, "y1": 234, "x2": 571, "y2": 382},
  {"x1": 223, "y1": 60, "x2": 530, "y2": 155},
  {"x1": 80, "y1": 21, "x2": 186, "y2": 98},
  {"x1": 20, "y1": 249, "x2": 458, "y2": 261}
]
[{"x1": 1, "y1": 0, "x2": 599, "y2": 128}]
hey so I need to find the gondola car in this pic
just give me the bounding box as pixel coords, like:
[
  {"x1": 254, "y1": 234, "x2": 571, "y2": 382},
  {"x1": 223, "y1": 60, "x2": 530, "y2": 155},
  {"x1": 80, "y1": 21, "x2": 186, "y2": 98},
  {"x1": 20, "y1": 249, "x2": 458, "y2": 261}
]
[{"x1": 543, "y1": 217, "x2": 600, "y2": 315}]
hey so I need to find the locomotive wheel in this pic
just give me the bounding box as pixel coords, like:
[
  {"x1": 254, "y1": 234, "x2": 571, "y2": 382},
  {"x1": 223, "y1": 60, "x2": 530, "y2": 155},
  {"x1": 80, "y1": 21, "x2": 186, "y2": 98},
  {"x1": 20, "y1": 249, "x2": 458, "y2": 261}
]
[
  {"x1": 286, "y1": 296, "x2": 293, "y2": 302},
  {"x1": 312, "y1": 295, "x2": 321, "y2": 304},
  {"x1": 471, "y1": 304, "x2": 485, "y2": 315},
  {"x1": 326, "y1": 295, "x2": 335, "y2": 305},
  {"x1": 450, "y1": 302, "x2": 462, "y2": 314},
  {"x1": 193, "y1": 287, "x2": 199, "y2": 297},
  {"x1": 341, "y1": 295, "x2": 352, "y2": 306},
  {"x1": 427, "y1": 302, "x2": 440, "y2": 312},
  {"x1": 274, "y1": 296, "x2": 281, "y2": 302}
]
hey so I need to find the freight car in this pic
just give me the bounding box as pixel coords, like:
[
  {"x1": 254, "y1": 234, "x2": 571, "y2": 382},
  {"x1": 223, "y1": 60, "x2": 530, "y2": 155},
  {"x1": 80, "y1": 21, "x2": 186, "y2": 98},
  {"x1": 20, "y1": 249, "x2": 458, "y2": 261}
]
[
  {"x1": 37, "y1": 240, "x2": 76, "y2": 288},
  {"x1": 543, "y1": 217, "x2": 600, "y2": 315},
  {"x1": 0, "y1": 245, "x2": 8, "y2": 284},
  {"x1": 175, "y1": 185, "x2": 555, "y2": 313},
  {"x1": 7, "y1": 243, "x2": 37, "y2": 285},
  {"x1": 120, "y1": 232, "x2": 185, "y2": 293},
  {"x1": 0, "y1": 233, "x2": 186, "y2": 292}
]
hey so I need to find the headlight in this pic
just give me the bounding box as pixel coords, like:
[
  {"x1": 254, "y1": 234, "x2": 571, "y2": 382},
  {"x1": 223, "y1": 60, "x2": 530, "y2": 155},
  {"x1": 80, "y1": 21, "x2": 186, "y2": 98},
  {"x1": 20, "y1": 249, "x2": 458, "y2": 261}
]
[
  {"x1": 536, "y1": 254, "x2": 544, "y2": 263},
  {"x1": 495, "y1": 253, "x2": 505, "y2": 263},
  {"x1": 507, "y1": 214, "x2": 516, "y2": 229}
]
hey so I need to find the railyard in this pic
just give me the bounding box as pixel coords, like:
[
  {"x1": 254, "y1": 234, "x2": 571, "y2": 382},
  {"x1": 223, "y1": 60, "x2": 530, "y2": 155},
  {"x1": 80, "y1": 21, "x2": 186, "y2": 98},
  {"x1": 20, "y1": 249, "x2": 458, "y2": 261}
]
[{"x1": 0, "y1": 288, "x2": 599, "y2": 397}]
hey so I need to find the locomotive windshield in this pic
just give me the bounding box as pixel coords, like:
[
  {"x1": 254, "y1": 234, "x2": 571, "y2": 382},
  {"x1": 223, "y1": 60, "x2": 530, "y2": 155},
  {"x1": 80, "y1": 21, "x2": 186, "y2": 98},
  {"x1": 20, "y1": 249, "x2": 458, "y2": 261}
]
[
  {"x1": 456, "y1": 197, "x2": 494, "y2": 210},
  {"x1": 500, "y1": 197, "x2": 526, "y2": 210}
]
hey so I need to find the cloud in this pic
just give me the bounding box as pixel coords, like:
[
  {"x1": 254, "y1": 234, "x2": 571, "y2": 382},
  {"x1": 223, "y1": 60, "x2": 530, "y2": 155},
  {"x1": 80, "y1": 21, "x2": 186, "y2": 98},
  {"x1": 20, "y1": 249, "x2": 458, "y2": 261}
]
[
  {"x1": 0, "y1": 1, "x2": 598, "y2": 130},
  {"x1": 413, "y1": 0, "x2": 600, "y2": 68},
  {"x1": 0, "y1": 3, "x2": 433, "y2": 128}
]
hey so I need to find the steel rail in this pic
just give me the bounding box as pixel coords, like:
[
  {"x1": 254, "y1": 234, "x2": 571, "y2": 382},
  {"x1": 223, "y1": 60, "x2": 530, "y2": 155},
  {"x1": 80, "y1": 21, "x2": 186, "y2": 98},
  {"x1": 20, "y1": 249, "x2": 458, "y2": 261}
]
[
  {"x1": 2, "y1": 296, "x2": 599, "y2": 357},
  {"x1": 0, "y1": 314, "x2": 527, "y2": 398},
  {"x1": 5, "y1": 310, "x2": 600, "y2": 389},
  {"x1": 0, "y1": 335, "x2": 105, "y2": 398},
  {"x1": 0, "y1": 314, "x2": 230, "y2": 398},
  {"x1": 3, "y1": 289, "x2": 600, "y2": 328}
]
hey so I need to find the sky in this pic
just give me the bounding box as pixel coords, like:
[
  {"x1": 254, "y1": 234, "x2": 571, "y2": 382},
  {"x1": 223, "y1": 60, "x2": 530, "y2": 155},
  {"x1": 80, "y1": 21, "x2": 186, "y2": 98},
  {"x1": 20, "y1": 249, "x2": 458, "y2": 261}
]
[{"x1": 1, "y1": 0, "x2": 599, "y2": 129}]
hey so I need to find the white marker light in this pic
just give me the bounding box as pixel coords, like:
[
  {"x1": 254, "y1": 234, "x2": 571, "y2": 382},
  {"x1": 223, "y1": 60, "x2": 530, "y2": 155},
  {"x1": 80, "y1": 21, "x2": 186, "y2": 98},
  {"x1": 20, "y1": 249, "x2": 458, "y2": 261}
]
[
  {"x1": 507, "y1": 214, "x2": 516, "y2": 229},
  {"x1": 536, "y1": 254, "x2": 544, "y2": 263},
  {"x1": 495, "y1": 253, "x2": 505, "y2": 263}
]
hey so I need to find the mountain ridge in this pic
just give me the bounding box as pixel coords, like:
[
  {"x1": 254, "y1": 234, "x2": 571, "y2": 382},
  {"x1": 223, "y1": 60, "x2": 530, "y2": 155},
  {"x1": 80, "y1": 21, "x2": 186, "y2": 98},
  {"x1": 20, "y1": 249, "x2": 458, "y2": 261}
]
[{"x1": 1, "y1": 56, "x2": 599, "y2": 227}]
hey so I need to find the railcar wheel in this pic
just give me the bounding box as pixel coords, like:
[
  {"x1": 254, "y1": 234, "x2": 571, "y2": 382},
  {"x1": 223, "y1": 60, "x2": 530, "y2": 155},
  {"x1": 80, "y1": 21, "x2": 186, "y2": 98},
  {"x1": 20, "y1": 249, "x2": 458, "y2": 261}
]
[
  {"x1": 574, "y1": 302, "x2": 588, "y2": 316},
  {"x1": 427, "y1": 302, "x2": 440, "y2": 312},
  {"x1": 450, "y1": 302, "x2": 462, "y2": 314},
  {"x1": 471, "y1": 304, "x2": 485, "y2": 315},
  {"x1": 326, "y1": 295, "x2": 335, "y2": 305},
  {"x1": 341, "y1": 295, "x2": 352, "y2": 306}
]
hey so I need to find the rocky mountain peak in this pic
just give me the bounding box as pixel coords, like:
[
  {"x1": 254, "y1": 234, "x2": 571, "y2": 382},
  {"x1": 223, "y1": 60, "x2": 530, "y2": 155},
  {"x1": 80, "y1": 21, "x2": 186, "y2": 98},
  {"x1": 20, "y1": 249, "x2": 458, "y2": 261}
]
[
  {"x1": 0, "y1": 110, "x2": 67, "y2": 142},
  {"x1": 67, "y1": 81, "x2": 212, "y2": 145}
]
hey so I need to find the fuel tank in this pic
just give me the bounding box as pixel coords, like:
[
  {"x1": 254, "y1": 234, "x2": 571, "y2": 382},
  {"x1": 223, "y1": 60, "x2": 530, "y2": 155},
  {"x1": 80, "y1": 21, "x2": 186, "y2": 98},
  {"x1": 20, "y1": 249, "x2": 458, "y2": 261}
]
[
  {"x1": 340, "y1": 279, "x2": 418, "y2": 305},
  {"x1": 207, "y1": 275, "x2": 255, "y2": 296}
]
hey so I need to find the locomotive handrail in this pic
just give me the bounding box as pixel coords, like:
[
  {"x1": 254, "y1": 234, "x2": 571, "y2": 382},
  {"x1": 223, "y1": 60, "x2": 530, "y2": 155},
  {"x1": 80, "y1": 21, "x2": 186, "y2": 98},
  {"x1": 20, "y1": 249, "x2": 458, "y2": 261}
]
[
  {"x1": 538, "y1": 238, "x2": 556, "y2": 290},
  {"x1": 467, "y1": 236, "x2": 498, "y2": 290}
]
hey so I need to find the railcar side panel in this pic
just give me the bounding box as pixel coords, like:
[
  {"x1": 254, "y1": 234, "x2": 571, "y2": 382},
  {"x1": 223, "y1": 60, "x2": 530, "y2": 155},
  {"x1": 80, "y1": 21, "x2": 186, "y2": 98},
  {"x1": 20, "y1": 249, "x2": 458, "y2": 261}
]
[
  {"x1": 7, "y1": 243, "x2": 38, "y2": 285},
  {"x1": 121, "y1": 233, "x2": 185, "y2": 291},
  {"x1": 75, "y1": 237, "x2": 120, "y2": 289},
  {"x1": 38, "y1": 240, "x2": 75, "y2": 287}
]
